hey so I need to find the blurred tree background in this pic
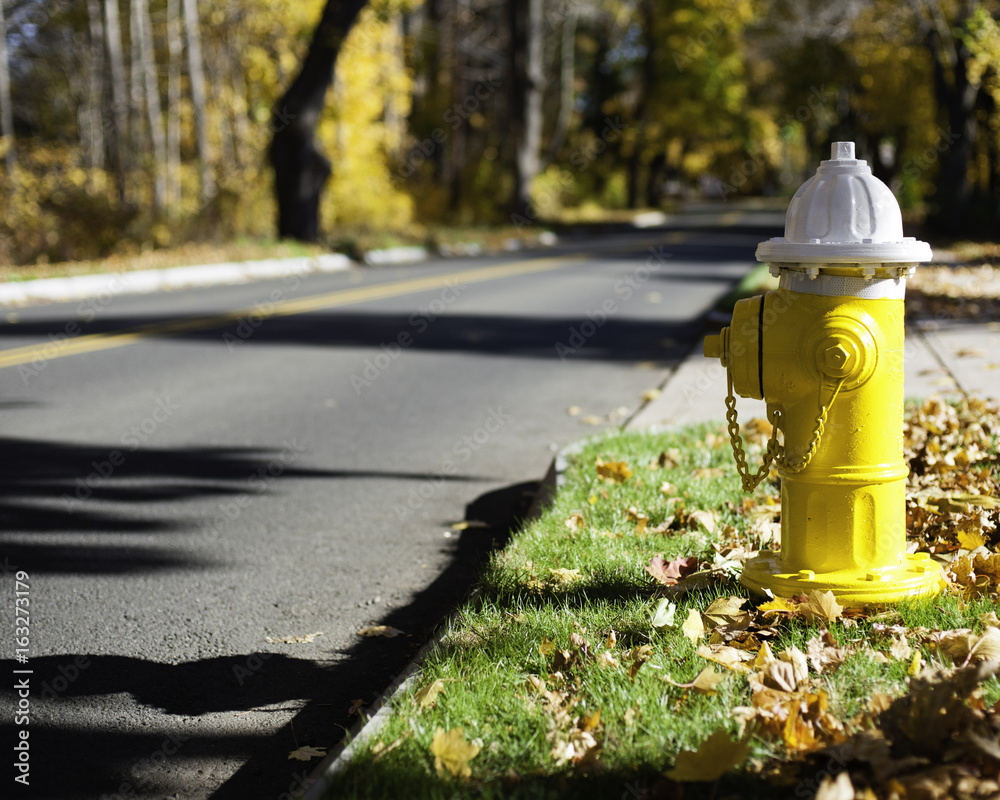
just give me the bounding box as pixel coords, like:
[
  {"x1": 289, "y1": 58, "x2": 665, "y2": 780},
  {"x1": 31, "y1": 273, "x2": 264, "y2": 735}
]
[{"x1": 1, "y1": 0, "x2": 999, "y2": 266}]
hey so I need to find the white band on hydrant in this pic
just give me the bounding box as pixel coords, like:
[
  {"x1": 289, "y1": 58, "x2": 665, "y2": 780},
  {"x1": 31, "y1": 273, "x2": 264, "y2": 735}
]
[{"x1": 779, "y1": 269, "x2": 907, "y2": 299}]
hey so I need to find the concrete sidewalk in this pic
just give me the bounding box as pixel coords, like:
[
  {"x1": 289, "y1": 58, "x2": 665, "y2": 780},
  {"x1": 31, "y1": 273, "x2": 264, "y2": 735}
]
[{"x1": 627, "y1": 321, "x2": 1000, "y2": 432}]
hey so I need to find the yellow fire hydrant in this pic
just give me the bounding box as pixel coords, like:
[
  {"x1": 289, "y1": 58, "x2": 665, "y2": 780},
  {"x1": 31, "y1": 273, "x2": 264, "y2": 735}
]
[{"x1": 704, "y1": 142, "x2": 944, "y2": 604}]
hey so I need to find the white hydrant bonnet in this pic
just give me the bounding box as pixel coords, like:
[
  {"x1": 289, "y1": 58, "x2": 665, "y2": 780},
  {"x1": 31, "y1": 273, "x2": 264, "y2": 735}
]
[{"x1": 756, "y1": 142, "x2": 932, "y2": 264}]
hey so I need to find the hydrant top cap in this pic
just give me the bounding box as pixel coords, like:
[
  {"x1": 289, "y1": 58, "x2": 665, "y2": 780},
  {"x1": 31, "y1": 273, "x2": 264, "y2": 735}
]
[{"x1": 756, "y1": 141, "x2": 932, "y2": 265}]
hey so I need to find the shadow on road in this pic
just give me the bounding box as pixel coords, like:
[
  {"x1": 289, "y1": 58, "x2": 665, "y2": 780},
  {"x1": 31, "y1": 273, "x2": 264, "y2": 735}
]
[{"x1": 0, "y1": 481, "x2": 537, "y2": 799}]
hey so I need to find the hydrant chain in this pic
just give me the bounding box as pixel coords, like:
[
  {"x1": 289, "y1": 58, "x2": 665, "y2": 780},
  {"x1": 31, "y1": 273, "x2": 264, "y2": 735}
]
[
  {"x1": 724, "y1": 369, "x2": 781, "y2": 492},
  {"x1": 778, "y1": 377, "x2": 845, "y2": 474}
]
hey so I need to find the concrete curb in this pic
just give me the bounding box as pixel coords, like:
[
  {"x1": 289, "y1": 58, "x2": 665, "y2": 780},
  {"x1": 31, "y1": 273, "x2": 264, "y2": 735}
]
[
  {"x1": 0, "y1": 253, "x2": 354, "y2": 307},
  {"x1": 300, "y1": 434, "x2": 605, "y2": 799}
]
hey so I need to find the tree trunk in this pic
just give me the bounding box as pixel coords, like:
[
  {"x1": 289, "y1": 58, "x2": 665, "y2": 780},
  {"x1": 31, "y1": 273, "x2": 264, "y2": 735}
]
[
  {"x1": 135, "y1": 0, "x2": 166, "y2": 210},
  {"x1": 545, "y1": 8, "x2": 576, "y2": 164},
  {"x1": 925, "y1": 2, "x2": 979, "y2": 235},
  {"x1": 182, "y1": 0, "x2": 213, "y2": 200},
  {"x1": 0, "y1": 0, "x2": 16, "y2": 173},
  {"x1": 269, "y1": 0, "x2": 368, "y2": 242},
  {"x1": 85, "y1": 0, "x2": 106, "y2": 180},
  {"x1": 509, "y1": 0, "x2": 543, "y2": 213},
  {"x1": 104, "y1": 0, "x2": 130, "y2": 203},
  {"x1": 167, "y1": 0, "x2": 182, "y2": 207}
]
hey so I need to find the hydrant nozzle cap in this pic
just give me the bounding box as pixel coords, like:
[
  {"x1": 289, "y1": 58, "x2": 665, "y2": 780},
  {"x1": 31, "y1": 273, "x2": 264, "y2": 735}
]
[{"x1": 756, "y1": 141, "x2": 932, "y2": 265}]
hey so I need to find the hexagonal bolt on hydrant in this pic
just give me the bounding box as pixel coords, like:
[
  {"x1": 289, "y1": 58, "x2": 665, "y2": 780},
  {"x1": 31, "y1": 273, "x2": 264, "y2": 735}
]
[{"x1": 703, "y1": 141, "x2": 945, "y2": 605}]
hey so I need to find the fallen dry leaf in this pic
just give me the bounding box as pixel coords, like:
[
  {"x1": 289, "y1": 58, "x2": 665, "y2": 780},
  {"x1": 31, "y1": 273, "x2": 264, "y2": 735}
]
[
  {"x1": 815, "y1": 771, "x2": 854, "y2": 800},
  {"x1": 681, "y1": 609, "x2": 705, "y2": 643},
  {"x1": 665, "y1": 728, "x2": 749, "y2": 782},
  {"x1": 357, "y1": 625, "x2": 404, "y2": 638},
  {"x1": 687, "y1": 509, "x2": 717, "y2": 533},
  {"x1": 266, "y1": 631, "x2": 324, "y2": 644},
  {"x1": 651, "y1": 598, "x2": 677, "y2": 630},
  {"x1": 798, "y1": 590, "x2": 844, "y2": 624},
  {"x1": 549, "y1": 568, "x2": 582, "y2": 585},
  {"x1": 645, "y1": 555, "x2": 699, "y2": 587},
  {"x1": 415, "y1": 678, "x2": 448, "y2": 710},
  {"x1": 288, "y1": 745, "x2": 327, "y2": 761},
  {"x1": 431, "y1": 727, "x2": 481, "y2": 779},
  {"x1": 596, "y1": 458, "x2": 632, "y2": 482}
]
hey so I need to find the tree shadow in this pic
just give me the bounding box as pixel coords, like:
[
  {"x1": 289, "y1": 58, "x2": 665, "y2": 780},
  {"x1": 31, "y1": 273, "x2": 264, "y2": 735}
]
[{"x1": 0, "y1": 481, "x2": 539, "y2": 799}]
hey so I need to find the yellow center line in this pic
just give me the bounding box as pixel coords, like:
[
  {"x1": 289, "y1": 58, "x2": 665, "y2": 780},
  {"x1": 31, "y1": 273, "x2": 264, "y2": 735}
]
[{"x1": 0, "y1": 254, "x2": 586, "y2": 371}]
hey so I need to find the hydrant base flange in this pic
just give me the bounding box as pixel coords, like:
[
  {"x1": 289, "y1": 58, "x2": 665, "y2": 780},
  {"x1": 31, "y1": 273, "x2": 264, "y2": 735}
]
[{"x1": 740, "y1": 550, "x2": 946, "y2": 606}]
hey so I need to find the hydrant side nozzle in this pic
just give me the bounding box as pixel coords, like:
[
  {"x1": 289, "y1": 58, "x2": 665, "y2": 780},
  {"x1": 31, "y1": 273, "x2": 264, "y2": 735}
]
[{"x1": 704, "y1": 333, "x2": 723, "y2": 361}]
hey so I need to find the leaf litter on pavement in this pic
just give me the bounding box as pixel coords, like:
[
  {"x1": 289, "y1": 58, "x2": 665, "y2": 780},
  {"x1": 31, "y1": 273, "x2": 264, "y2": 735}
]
[{"x1": 331, "y1": 395, "x2": 1000, "y2": 799}]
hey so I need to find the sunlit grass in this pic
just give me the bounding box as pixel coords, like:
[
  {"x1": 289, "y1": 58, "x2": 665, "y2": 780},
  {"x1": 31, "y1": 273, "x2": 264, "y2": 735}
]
[{"x1": 325, "y1": 423, "x2": 990, "y2": 800}]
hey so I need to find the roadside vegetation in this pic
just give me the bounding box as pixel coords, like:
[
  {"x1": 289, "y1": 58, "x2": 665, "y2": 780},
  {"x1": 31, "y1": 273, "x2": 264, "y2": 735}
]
[{"x1": 325, "y1": 395, "x2": 1000, "y2": 799}]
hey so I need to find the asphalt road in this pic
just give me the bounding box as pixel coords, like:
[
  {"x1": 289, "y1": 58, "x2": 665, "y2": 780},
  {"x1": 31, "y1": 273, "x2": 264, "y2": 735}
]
[{"x1": 0, "y1": 208, "x2": 782, "y2": 799}]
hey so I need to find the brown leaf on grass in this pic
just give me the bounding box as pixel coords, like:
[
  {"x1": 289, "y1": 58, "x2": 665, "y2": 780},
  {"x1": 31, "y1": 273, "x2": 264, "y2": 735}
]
[
  {"x1": 666, "y1": 666, "x2": 726, "y2": 695},
  {"x1": 806, "y1": 631, "x2": 847, "y2": 675},
  {"x1": 702, "y1": 596, "x2": 749, "y2": 628},
  {"x1": 357, "y1": 625, "x2": 404, "y2": 638},
  {"x1": 889, "y1": 634, "x2": 913, "y2": 661},
  {"x1": 626, "y1": 506, "x2": 649, "y2": 532},
  {"x1": 431, "y1": 727, "x2": 481, "y2": 779},
  {"x1": 628, "y1": 644, "x2": 654, "y2": 679},
  {"x1": 692, "y1": 467, "x2": 725, "y2": 479},
  {"x1": 288, "y1": 745, "x2": 327, "y2": 761},
  {"x1": 655, "y1": 449, "x2": 681, "y2": 469},
  {"x1": 565, "y1": 512, "x2": 585, "y2": 531},
  {"x1": 938, "y1": 627, "x2": 1000, "y2": 665},
  {"x1": 596, "y1": 458, "x2": 632, "y2": 483},
  {"x1": 697, "y1": 644, "x2": 755, "y2": 674},
  {"x1": 665, "y1": 729, "x2": 749, "y2": 782},
  {"x1": 645, "y1": 555, "x2": 699, "y2": 586},
  {"x1": 797, "y1": 590, "x2": 844, "y2": 624}
]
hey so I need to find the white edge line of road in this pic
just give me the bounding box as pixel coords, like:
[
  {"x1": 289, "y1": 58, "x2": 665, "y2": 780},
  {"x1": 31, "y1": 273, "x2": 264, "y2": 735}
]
[
  {"x1": 299, "y1": 347, "x2": 708, "y2": 799},
  {"x1": 0, "y1": 253, "x2": 359, "y2": 307}
]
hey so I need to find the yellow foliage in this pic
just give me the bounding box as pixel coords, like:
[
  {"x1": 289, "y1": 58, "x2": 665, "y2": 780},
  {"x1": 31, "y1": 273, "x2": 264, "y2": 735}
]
[{"x1": 319, "y1": 2, "x2": 419, "y2": 230}]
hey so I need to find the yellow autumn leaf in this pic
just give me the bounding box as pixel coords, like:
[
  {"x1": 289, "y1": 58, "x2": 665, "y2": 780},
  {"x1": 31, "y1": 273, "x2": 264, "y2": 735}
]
[
  {"x1": 681, "y1": 609, "x2": 705, "y2": 643},
  {"x1": 690, "y1": 666, "x2": 726, "y2": 695},
  {"x1": 565, "y1": 512, "x2": 585, "y2": 531},
  {"x1": 757, "y1": 597, "x2": 797, "y2": 615},
  {"x1": 687, "y1": 509, "x2": 717, "y2": 533},
  {"x1": 415, "y1": 678, "x2": 447, "y2": 710},
  {"x1": 549, "y1": 568, "x2": 582, "y2": 585},
  {"x1": 596, "y1": 458, "x2": 632, "y2": 482},
  {"x1": 797, "y1": 590, "x2": 844, "y2": 624},
  {"x1": 958, "y1": 528, "x2": 988, "y2": 550},
  {"x1": 666, "y1": 729, "x2": 749, "y2": 782},
  {"x1": 431, "y1": 727, "x2": 481, "y2": 779}
]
